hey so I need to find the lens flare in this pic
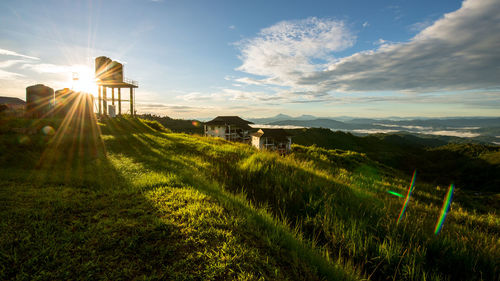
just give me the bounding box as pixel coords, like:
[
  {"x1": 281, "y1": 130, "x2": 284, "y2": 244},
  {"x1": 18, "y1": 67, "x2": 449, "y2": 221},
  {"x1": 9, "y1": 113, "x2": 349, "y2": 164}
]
[
  {"x1": 192, "y1": 121, "x2": 199, "y2": 127},
  {"x1": 18, "y1": 135, "x2": 30, "y2": 144},
  {"x1": 397, "y1": 170, "x2": 417, "y2": 224},
  {"x1": 387, "y1": 190, "x2": 404, "y2": 198},
  {"x1": 434, "y1": 184, "x2": 454, "y2": 235},
  {"x1": 42, "y1": 125, "x2": 55, "y2": 135}
]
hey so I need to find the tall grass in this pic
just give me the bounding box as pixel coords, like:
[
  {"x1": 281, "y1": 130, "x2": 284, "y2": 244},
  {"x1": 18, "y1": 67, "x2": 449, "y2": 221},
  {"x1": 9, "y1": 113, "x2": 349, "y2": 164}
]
[
  {"x1": 102, "y1": 118, "x2": 498, "y2": 280},
  {"x1": 1, "y1": 116, "x2": 498, "y2": 280}
]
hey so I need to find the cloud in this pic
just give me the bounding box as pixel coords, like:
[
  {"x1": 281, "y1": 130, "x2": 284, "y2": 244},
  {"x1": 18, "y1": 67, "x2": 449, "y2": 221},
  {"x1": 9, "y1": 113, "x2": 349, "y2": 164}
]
[
  {"x1": 178, "y1": 89, "x2": 282, "y2": 103},
  {"x1": 234, "y1": 77, "x2": 267, "y2": 85},
  {"x1": 235, "y1": 0, "x2": 500, "y2": 97},
  {"x1": 385, "y1": 5, "x2": 403, "y2": 21},
  {"x1": 373, "y1": 38, "x2": 396, "y2": 46},
  {"x1": 22, "y1": 63, "x2": 71, "y2": 74},
  {"x1": 236, "y1": 17, "x2": 355, "y2": 88},
  {"x1": 362, "y1": 22, "x2": 369, "y2": 28},
  {"x1": 0, "y1": 48, "x2": 39, "y2": 60},
  {"x1": 138, "y1": 103, "x2": 200, "y2": 110},
  {"x1": 409, "y1": 19, "x2": 433, "y2": 32},
  {"x1": 136, "y1": 102, "x2": 216, "y2": 114},
  {"x1": 0, "y1": 69, "x2": 24, "y2": 79},
  {"x1": 299, "y1": 0, "x2": 500, "y2": 93},
  {"x1": 178, "y1": 92, "x2": 224, "y2": 102},
  {"x1": 229, "y1": 25, "x2": 236, "y2": 30},
  {"x1": 0, "y1": 60, "x2": 26, "y2": 68}
]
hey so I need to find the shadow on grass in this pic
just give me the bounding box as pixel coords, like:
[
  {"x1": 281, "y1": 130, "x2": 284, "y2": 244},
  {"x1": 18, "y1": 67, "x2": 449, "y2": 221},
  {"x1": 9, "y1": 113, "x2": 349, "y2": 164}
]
[
  {"x1": 0, "y1": 117, "x2": 212, "y2": 279},
  {"x1": 101, "y1": 118, "x2": 405, "y2": 280},
  {"x1": 101, "y1": 117, "x2": 360, "y2": 280},
  {"x1": 101, "y1": 117, "x2": 498, "y2": 281},
  {"x1": 0, "y1": 116, "x2": 319, "y2": 280}
]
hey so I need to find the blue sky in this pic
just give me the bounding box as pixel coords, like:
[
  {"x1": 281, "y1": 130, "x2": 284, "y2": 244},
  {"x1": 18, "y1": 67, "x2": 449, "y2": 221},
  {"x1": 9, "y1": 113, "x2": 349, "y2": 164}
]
[{"x1": 0, "y1": 0, "x2": 499, "y2": 118}]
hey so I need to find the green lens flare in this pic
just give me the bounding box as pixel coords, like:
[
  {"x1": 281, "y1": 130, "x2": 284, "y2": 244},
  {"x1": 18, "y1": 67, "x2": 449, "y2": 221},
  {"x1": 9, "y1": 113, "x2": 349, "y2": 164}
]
[
  {"x1": 397, "y1": 170, "x2": 417, "y2": 224},
  {"x1": 434, "y1": 184, "x2": 455, "y2": 235},
  {"x1": 387, "y1": 190, "x2": 404, "y2": 198}
]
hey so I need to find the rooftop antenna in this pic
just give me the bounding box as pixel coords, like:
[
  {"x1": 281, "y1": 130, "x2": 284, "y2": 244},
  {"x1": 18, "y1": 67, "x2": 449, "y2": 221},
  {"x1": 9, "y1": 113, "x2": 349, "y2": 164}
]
[{"x1": 72, "y1": 72, "x2": 79, "y2": 90}]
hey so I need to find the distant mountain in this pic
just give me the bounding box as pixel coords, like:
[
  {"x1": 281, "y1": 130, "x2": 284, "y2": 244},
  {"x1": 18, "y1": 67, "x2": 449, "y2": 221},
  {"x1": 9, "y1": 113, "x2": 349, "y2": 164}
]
[
  {"x1": 269, "y1": 118, "x2": 362, "y2": 129},
  {"x1": 375, "y1": 117, "x2": 500, "y2": 128},
  {"x1": 271, "y1": 117, "x2": 500, "y2": 128},
  {"x1": 295, "y1": 114, "x2": 316, "y2": 120},
  {"x1": 263, "y1": 117, "x2": 500, "y2": 143},
  {"x1": 344, "y1": 118, "x2": 381, "y2": 124},
  {"x1": 247, "y1": 113, "x2": 316, "y2": 124}
]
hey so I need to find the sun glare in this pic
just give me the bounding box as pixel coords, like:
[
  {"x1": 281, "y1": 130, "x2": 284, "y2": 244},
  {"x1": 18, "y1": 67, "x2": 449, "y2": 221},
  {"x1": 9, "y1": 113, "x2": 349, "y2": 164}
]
[{"x1": 69, "y1": 65, "x2": 97, "y2": 96}]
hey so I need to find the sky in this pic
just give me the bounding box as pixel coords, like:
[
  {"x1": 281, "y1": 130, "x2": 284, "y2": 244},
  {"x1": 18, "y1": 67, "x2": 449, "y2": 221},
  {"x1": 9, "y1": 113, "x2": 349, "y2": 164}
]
[{"x1": 0, "y1": 0, "x2": 499, "y2": 119}]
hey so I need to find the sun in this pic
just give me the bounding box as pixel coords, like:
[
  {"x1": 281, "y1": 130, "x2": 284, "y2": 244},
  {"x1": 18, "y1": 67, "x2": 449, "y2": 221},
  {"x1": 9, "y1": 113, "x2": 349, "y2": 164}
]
[{"x1": 69, "y1": 65, "x2": 97, "y2": 96}]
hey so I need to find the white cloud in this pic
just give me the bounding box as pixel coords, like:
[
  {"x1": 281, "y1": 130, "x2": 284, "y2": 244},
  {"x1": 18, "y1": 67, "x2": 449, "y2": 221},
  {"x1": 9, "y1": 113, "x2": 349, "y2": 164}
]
[
  {"x1": 409, "y1": 19, "x2": 433, "y2": 32},
  {"x1": 299, "y1": 0, "x2": 500, "y2": 93},
  {"x1": 362, "y1": 22, "x2": 369, "y2": 28},
  {"x1": 178, "y1": 91, "x2": 225, "y2": 102},
  {"x1": 21, "y1": 63, "x2": 92, "y2": 80},
  {"x1": 236, "y1": 17, "x2": 355, "y2": 88},
  {"x1": 235, "y1": 0, "x2": 500, "y2": 98},
  {"x1": 22, "y1": 63, "x2": 71, "y2": 74},
  {"x1": 373, "y1": 38, "x2": 395, "y2": 45},
  {"x1": 0, "y1": 48, "x2": 39, "y2": 60},
  {"x1": 0, "y1": 60, "x2": 26, "y2": 68},
  {"x1": 229, "y1": 25, "x2": 236, "y2": 30},
  {"x1": 0, "y1": 69, "x2": 24, "y2": 79},
  {"x1": 234, "y1": 77, "x2": 266, "y2": 85}
]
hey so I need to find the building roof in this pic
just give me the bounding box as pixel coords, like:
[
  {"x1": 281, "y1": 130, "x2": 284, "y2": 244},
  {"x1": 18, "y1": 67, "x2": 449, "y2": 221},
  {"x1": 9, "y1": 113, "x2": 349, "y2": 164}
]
[
  {"x1": 0, "y1": 96, "x2": 26, "y2": 105},
  {"x1": 205, "y1": 116, "x2": 254, "y2": 128},
  {"x1": 251, "y1": 128, "x2": 291, "y2": 141}
]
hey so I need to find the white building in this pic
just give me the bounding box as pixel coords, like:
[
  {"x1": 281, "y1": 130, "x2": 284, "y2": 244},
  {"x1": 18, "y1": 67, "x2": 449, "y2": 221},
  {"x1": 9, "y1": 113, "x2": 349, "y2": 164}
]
[
  {"x1": 251, "y1": 128, "x2": 292, "y2": 154},
  {"x1": 204, "y1": 116, "x2": 253, "y2": 142}
]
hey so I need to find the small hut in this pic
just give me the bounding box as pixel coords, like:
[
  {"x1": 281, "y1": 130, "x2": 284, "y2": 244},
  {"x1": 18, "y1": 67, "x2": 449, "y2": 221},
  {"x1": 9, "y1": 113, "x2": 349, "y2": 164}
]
[
  {"x1": 251, "y1": 128, "x2": 292, "y2": 153},
  {"x1": 204, "y1": 116, "x2": 253, "y2": 142}
]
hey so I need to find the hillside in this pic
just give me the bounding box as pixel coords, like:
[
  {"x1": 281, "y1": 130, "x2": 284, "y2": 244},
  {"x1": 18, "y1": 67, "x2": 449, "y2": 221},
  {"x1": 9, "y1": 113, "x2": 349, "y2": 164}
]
[
  {"x1": 0, "y1": 116, "x2": 498, "y2": 280},
  {"x1": 290, "y1": 128, "x2": 500, "y2": 199}
]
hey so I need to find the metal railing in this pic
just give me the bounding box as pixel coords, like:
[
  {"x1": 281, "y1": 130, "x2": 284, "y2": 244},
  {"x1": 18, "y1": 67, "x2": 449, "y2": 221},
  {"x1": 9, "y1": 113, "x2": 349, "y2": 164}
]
[{"x1": 124, "y1": 77, "x2": 138, "y2": 87}]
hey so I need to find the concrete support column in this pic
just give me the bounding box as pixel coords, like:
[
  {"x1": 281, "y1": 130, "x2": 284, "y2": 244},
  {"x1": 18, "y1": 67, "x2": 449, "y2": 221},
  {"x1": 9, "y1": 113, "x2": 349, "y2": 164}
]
[
  {"x1": 118, "y1": 88, "x2": 121, "y2": 115},
  {"x1": 129, "y1": 87, "x2": 133, "y2": 117},
  {"x1": 98, "y1": 85, "x2": 102, "y2": 115},
  {"x1": 103, "y1": 87, "x2": 107, "y2": 115}
]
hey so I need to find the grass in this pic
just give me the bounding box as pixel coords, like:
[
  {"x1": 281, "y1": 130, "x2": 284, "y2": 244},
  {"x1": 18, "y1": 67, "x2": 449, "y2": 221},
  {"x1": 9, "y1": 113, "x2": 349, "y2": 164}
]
[
  {"x1": 0, "y1": 116, "x2": 353, "y2": 280},
  {"x1": 0, "y1": 115, "x2": 498, "y2": 280}
]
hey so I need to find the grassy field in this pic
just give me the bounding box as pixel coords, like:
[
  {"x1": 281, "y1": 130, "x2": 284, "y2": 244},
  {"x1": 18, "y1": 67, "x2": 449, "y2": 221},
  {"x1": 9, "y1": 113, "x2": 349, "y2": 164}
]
[{"x1": 0, "y1": 116, "x2": 498, "y2": 280}]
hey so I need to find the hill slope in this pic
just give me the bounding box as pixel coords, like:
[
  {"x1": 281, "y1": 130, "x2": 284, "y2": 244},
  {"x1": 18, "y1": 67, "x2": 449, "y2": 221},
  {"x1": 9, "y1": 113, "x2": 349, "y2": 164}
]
[
  {"x1": 0, "y1": 117, "x2": 354, "y2": 281},
  {"x1": 290, "y1": 128, "x2": 500, "y2": 196},
  {"x1": 0, "y1": 117, "x2": 498, "y2": 281}
]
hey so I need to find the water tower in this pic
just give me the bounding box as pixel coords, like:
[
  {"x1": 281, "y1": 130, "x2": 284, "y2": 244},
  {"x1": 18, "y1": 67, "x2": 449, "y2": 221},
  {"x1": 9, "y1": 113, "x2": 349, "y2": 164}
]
[{"x1": 95, "y1": 56, "x2": 138, "y2": 117}]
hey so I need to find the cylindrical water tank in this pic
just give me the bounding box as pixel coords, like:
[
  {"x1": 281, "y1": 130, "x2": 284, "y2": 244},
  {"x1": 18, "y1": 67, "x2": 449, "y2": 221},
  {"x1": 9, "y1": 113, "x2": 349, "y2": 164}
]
[
  {"x1": 107, "y1": 61, "x2": 123, "y2": 82},
  {"x1": 95, "y1": 56, "x2": 111, "y2": 80},
  {"x1": 54, "y1": 88, "x2": 74, "y2": 117},
  {"x1": 26, "y1": 84, "x2": 54, "y2": 118}
]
